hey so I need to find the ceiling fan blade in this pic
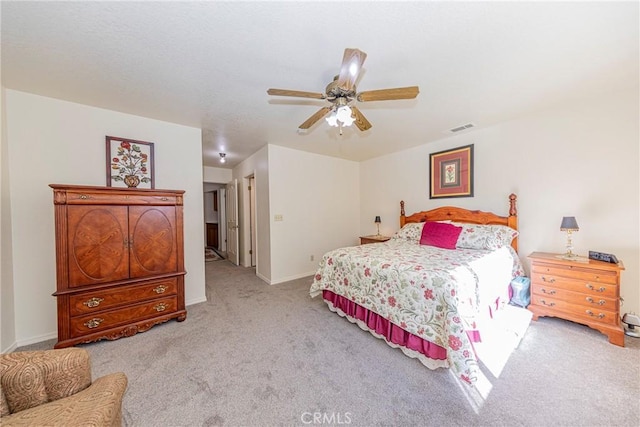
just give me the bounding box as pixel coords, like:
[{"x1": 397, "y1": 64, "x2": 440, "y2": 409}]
[
  {"x1": 357, "y1": 86, "x2": 420, "y2": 102},
  {"x1": 299, "y1": 106, "x2": 332, "y2": 129},
  {"x1": 351, "y1": 106, "x2": 372, "y2": 131},
  {"x1": 336, "y1": 48, "x2": 367, "y2": 91},
  {"x1": 267, "y1": 88, "x2": 326, "y2": 99}
]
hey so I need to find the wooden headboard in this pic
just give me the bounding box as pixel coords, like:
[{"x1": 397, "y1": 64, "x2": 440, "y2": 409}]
[{"x1": 399, "y1": 194, "x2": 518, "y2": 252}]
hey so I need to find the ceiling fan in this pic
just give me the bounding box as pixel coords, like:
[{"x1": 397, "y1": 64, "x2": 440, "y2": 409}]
[{"x1": 267, "y1": 48, "x2": 419, "y2": 134}]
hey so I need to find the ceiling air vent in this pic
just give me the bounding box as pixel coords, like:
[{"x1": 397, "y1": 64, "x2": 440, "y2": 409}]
[{"x1": 449, "y1": 123, "x2": 475, "y2": 133}]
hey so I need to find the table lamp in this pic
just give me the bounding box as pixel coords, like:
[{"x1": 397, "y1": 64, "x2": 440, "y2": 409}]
[
  {"x1": 560, "y1": 216, "x2": 579, "y2": 259},
  {"x1": 375, "y1": 216, "x2": 381, "y2": 236}
]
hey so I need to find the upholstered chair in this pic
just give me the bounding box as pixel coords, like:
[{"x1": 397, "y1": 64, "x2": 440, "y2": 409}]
[{"x1": 0, "y1": 347, "x2": 127, "y2": 426}]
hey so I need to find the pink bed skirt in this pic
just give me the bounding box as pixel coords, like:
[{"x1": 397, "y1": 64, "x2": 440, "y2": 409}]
[{"x1": 322, "y1": 290, "x2": 448, "y2": 361}]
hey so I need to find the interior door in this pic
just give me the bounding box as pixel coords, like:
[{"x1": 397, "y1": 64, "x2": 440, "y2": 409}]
[
  {"x1": 249, "y1": 176, "x2": 256, "y2": 267},
  {"x1": 226, "y1": 179, "x2": 240, "y2": 266}
]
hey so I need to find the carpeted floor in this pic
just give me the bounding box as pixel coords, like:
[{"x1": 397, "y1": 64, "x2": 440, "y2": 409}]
[
  {"x1": 18, "y1": 260, "x2": 640, "y2": 426},
  {"x1": 205, "y1": 247, "x2": 223, "y2": 262}
]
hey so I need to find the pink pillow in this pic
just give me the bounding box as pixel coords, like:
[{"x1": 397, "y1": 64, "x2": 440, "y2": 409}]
[{"x1": 419, "y1": 221, "x2": 463, "y2": 249}]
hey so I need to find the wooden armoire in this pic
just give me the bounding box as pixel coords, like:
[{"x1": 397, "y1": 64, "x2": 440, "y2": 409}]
[{"x1": 50, "y1": 184, "x2": 187, "y2": 348}]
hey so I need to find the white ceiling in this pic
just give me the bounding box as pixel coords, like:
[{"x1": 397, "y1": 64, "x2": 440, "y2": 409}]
[{"x1": 2, "y1": 2, "x2": 638, "y2": 169}]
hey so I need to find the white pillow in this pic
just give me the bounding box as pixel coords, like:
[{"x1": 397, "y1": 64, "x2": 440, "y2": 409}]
[
  {"x1": 391, "y1": 222, "x2": 425, "y2": 242},
  {"x1": 454, "y1": 223, "x2": 518, "y2": 250}
]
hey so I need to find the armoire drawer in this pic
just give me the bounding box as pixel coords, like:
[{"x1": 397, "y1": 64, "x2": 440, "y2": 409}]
[
  {"x1": 65, "y1": 190, "x2": 178, "y2": 206},
  {"x1": 69, "y1": 278, "x2": 178, "y2": 316},
  {"x1": 70, "y1": 296, "x2": 177, "y2": 338}
]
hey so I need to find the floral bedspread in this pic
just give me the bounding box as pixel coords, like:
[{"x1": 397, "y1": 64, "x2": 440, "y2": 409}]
[{"x1": 310, "y1": 239, "x2": 524, "y2": 388}]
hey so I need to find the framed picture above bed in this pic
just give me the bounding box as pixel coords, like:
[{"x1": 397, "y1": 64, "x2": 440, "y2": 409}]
[{"x1": 429, "y1": 144, "x2": 473, "y2": 199}]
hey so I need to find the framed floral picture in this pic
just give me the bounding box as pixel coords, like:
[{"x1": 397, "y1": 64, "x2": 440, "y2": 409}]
[
  {"x1": 106, "y1": 136, "x2": 155, "y2": 189},
  {"x1": 429, "y1": 144, "x2": 473, "y2": 199}
]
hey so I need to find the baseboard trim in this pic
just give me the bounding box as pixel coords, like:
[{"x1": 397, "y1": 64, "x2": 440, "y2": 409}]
[
  {"x1": 269, "y1": 271, "x2": 315, "y2": 285},
  {"x1": 15, "y1": 331, "x2": 58, "y2": 348},
  {"x1": 186, "y1": 296, "x2": 208, "y2": 306},
  {"x1": 1, "y1": 342, "x2": 18, "y2": 354}
]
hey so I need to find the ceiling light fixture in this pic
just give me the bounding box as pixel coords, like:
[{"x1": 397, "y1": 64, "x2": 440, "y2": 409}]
[
  {"x1": 325, "y1": 98, "x2": 355, "y2": 135},
  {"x1": 219, "y1": 153, "x2": 226, "y2": 164}
]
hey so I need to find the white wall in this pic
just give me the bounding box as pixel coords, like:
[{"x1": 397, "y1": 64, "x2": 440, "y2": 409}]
[
  {"x1": 361, "y1": 90, "x2": 639, "y2": 314},
  {"x1": 203, "y1": 166, "x2": 232, "y2": 184},
  {"x1": 267, "y1": 145, "x2": 360, "y2": 284},
  {"x1": 1, "y1": 88, "x2": 17, "y2": 353},
  {"x1": 4, "y1": 90, "x2": 207, "y2": 347}
]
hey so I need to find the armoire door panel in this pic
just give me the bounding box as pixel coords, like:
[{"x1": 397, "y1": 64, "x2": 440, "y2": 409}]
[
  {"x1": 67, "y1": 205, "x2": 129, "y2": 287},
  {"x1": 129, "y1": 205, "x2": 177, "y2": 277}
]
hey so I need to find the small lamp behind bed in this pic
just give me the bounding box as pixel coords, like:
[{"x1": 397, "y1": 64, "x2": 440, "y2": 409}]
[{"x1": 375, "y1": 216, "x2": 381, "y2": 236}]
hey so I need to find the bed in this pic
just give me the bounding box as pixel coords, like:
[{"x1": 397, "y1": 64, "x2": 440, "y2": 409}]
[{"x1": 310, "y1": 194, "x2": 525, "y2": 399}]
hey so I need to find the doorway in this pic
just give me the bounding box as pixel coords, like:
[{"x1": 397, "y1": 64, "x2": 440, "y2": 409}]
[{"x1": 203, "y1": 183, "x2": 226, "y2": 260}]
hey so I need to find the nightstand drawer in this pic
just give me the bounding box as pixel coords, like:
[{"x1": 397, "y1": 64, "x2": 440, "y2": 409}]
[
  {"x1": 530, "y1": 295, "x2": 618, "y2": 326},
  {"x1": 531, "y1": 265, "x2": 617, "y2": 285},
  {"x1": 531, "y1": 272, "x2": 618, "y2": 298},
  {"x1": 531, "y1": 284, "x2": 618, "y2": 309}
]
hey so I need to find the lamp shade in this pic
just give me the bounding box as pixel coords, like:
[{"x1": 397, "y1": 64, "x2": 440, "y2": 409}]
[
  {"x1": 560, "y1": 216, "x2": 579, "y2": 231},
  {"x1": 374, "y1": 216, "x2": 381, "y2": 224}
]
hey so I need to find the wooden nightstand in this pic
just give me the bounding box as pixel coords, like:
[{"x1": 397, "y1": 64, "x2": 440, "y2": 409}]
[
  {"x1": 360, "y1": 235, "x2": 391, "y2": 245},
  {"x1": 528, "y1": 251, "x2": 625, "y2": 346}
]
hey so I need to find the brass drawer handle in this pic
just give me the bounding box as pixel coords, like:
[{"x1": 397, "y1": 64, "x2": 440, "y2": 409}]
[
  {"x1": 83, "y1": 297, "x2": 104, "y2": 308},
  {"x1": 586, "y1": 297, "x2": 606, "y2": 306},
  {"x1": 540, "y1": 288, "x2": 556, "y2": 295},
  {"x1": 161, "y1": 197, "x2": 168, "y2": 201},
  {"x1": 154, "y1": 303, "x2": 167, "y2": 312},
  {"x1": 540, "y1": 299, "x2": 555, "y2": 307},
  {"x1": 586, "y1": 310, "x2": 605, "y2": 319},
  {"x1": 79, "y1": 194, "x2": 89, "y2": 199},
  {"x1": 153, "y1": 285, "x2": 168, "y2": 294},
  {"x1": 541, "y1": 276, "x2": 555, "y2": 283},
  {"x1": 586, "y1": 284, "x2": 606, "y2": 292},
  {"x1": 84, "y1": 318, "x2": 104, "y2": 329}
]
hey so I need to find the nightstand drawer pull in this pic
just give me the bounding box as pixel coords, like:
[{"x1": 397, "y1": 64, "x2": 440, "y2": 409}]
[
  {"x1": 540, "y1": 299, "x2": 555, "y2": 307},
  {"x1": 84, "y1": 318, "x2": 104, "y2": 329},
  {"x1": 586, "y1": 284, "x2": 606, "y2": 292},
  {"x1": 586, "y1": 297, "x2": 606, "y2": 306},
  {"x1": 541, "y1": 276, "x2": 555, "y2": 283},
  {"x1": 153, "y1": 285, "x2": 168, "y2": 294},
  {"x1": 586, "y1": 310, "x2": 605, "y2": 319},
  {"x1": 83, "y1": 297, "x2": 104, "y2": 308},
  {"x1": 540, "y1": 288, "x2": 556, "y2": 295}
]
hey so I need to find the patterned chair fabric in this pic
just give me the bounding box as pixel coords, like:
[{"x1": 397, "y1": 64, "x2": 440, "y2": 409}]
[{"x1": 0, "y1": 348, "x2": 127, "y2": 426}]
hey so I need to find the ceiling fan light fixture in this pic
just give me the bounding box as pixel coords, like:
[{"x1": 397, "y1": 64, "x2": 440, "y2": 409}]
[
  {"x1": 326, "y1": 111, "x2": 338, "y2": 127},
  {"x1": 326, "y1": 105, "x2": 354, "y2": 128},
  {"x1": 219, "y1": 153, "x2": 226, "y2": 163},
  {"x1": 337, "y1": 105, "x2": 354, "y2": 126}
]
